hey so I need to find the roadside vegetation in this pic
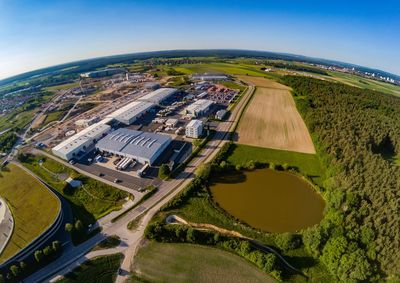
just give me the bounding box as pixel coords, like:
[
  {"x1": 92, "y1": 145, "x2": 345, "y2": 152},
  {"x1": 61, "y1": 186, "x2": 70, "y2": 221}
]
[
  {"x1": 0, "y1": 164, "x2": 60, "y2": 264},
  {"x1": 133, "y1": 242, "x2": 274, "y2": 283},
  {"x1": 0, "y1": 131, "x2": 17, "y2": 154},
  {"x1": 58, "y1": 253, "x2": 123, "y2": 283},
  {"x1": 18, "y1": 153, "x2": 129, "y2": 226}
]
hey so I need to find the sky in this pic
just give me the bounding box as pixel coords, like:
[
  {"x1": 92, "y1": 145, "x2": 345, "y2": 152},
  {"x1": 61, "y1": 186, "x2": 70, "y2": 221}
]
[{"x1": 0, "y1": 0, "x2": 399, "y2": 79}]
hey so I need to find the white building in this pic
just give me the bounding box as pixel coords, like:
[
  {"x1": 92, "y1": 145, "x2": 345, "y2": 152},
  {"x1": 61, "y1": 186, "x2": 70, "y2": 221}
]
[
  {"x1": 138, "y1": 88, "x2": 177, "y2": 104},
  {"x1": 185, "y1": 99, "x2": 214, "y2": 118},
  {"x1": 185, "y1": 119, "x2": 203, "y2": 138},
  {"x1": 96, "y1": 128, "x2": 171, "y2": 165},
  {"x1": 191, "y1": 73, "x2": 228, "y2": 81},
  {"x1": 75, "y1": 117, "x2": 100, "y2": 127},
  {"x1": 106, "y1": 101, "x2": 154, "y2": 125},
  {"x1": 165, "y1": 118, "x2": 178, "y2": 128},
  {"x1": 52, "y1": 122, "x2": 111, "y2": 161}
]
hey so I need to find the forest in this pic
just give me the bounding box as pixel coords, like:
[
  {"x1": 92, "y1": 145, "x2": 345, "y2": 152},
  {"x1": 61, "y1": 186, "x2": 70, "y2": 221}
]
[{"x1": 280, "y1": 76, "x2": 400, "y2": 281}]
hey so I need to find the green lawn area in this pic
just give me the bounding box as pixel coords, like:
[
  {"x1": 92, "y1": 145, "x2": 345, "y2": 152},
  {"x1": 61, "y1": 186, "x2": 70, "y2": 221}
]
[
  {"x1": 45, "y1": 82, "x2": 79, "y2": 92},
  {"x1": 227, "y1": 144, "x2": 325, "y2": 185},
  {"x1": 21, "y1": 154, "x2": 129, "y2": 225},
  {"x1": 0, "y1": 164, "x2": 60, "y2": 263},
  {"x1": 59, "y1": 253, "x2": 123, "y2": 283},
  {"x1": 173, "y1": 62, "x2": 281, "y2": 79},
  {"x1": 133, "y1": 242, "x2": 274, "y2": 283}
]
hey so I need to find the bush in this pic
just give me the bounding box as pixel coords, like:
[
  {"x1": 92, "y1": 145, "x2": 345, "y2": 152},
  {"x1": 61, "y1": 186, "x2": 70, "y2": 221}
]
[
  {"x1": 158, "y1": 164, "x2": 171, "y2": 179},
  {"x1": 275, "y1": 233, "x2": 302, "y2": 251}
]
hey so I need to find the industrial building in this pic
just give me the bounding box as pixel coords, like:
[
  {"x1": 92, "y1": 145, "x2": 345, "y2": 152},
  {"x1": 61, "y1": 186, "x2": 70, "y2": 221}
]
[
  {"x1": 185, "y1": 119, "x2": 203, "y2": 138},
  {"x1": 107, "y1": 101, "x2": 154, "y2": 125},
  {"x1": 80, "y1": 68, "x2": 126, "y2": 78},
  {"x1": 75, "y1": 117, "x2": 100, "y2": 127},
  {"x1": 105, "y1": 88, "x2": 177, "y2": 125},
  {"x1": 215, "y1": 109, "x2": 228, "y2": 120},
  {"x1": 138, "y1": 88, "x2": 177, "y2": 104},
  {"x1": 185, "y1": 99, "x2": 214, "y2": 117},
  {"x1": 191, "y1": 73, "x2": 229, "y2": 81},
  {"x1": 96, "y1": 128, "x2": 171, "y2": 165},
  {"x1": 52, "y1": 122, "x2": 111, "y2": 161}
]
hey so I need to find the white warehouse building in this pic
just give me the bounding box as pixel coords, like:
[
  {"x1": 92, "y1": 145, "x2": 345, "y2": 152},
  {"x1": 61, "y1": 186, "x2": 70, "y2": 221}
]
[
  {"x1": 105, "y1": 88, "x2": 177, "y2": 125},
  {"x1": 185, "y1": 99, "x2": 214, "y2": 118},
  {"x1": 52, "y1": 122, "x2": 111, "y2": 161},
  {"x1": 96, "y1": 128, "x2": 171, "y2": 165},
  {"x1": 107, "y1": 101, "x2": 154, "y2": 125},
  {"x1": 185, "y1": 119, "x2": 203, "y2": 138},
  {"x1": 138, "y1": 88, "x2": 177, "y2": 104}
]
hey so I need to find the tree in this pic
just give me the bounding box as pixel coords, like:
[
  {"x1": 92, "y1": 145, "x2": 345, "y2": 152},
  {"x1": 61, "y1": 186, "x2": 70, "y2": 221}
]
[
  {"x1": 52, "y1": 240, "x2": 61, "y2": 252},
  {"x1": 321, "y1": 236, "x2": 348, "y2": 274},
  {"x1": 275, "y1": 233, "x2": 302, "y2": 251},
  {"x1": 43, "y1": 245, "x2": 54, "y2": 256},
  {"x1": 9, "y1": 265, "x2": 21, "y2": 277},
  {"x1": 65, "y1": 223, "x2": 74, "y2": 232},
  {"x1": 19, "y1": 261, "x2": 27, "y2": 271},
  {"x1": 0, "y1": 274, "x2": 4, "y2": 283},
  {"x1": 74, "y1": 220, "x2": 84, "y2": 231},
  {"x1": 34, "y1": 250, "x2": 44, "y2": 263},
  {"x1": 158, "y1": 164, "x2": 170, "y2": 179}
]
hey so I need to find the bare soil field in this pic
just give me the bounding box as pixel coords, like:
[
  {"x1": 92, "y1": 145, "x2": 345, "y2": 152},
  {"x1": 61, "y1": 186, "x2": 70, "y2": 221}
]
[{"x1": 236, "y1": 77, "x2": 315, "y2": 154}]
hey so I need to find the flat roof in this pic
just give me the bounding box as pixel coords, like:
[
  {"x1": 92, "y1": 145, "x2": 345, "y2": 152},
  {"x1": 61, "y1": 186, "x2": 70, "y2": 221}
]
[
  {"x1": 107, "y1": 101, "x2": 154, "y2": 123},
  {"x1": 53, "y1": 123, "x2": 111, "y2": 153},
  {"x1": 186, "y1": 99, "x2": 214, "y2": 112},
  {"x1": 187, "y1": 119, "x2": 203, "y2": 128},
  {"x1": 96, "y1": 128, "x2": 171, "y2": 161},
  {"x1": 138, "y1": 88, "x2": 177, "y2": 104}
]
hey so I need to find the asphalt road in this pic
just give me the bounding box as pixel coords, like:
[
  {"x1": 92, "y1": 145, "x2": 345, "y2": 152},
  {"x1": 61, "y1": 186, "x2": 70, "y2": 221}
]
[{"x1": 24, "y1": 85, "x2": 255, "y2": 283}]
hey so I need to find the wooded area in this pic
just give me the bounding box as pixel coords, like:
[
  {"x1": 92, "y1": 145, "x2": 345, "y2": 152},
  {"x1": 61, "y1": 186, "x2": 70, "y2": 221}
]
[{"x1": 281, "y1": 76, "x2": 400, "y2": 281}]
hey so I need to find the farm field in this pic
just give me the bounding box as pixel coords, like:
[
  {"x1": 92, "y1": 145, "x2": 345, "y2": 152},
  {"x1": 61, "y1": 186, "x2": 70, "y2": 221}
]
[
  {"x1": 0, "y1": 163, "x2": 60, "y2": 263},
  {"x1": 133, "y1": 242, "x2": 274, "y2": 283},
  {"x1": 45, "y1": 82, "x2": 79, "y2": 92},
  {"x1": 59, "y1": 253, "x2": 123, "y2": 283},
  {"x1": 236, "y1": 77, "x2": 315, "y2": 154}
]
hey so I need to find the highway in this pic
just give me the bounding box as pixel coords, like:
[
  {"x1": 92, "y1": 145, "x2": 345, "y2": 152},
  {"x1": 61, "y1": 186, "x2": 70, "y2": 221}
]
[{"x1": 24, "y1": 85, "x2": 255, "y2": 283}]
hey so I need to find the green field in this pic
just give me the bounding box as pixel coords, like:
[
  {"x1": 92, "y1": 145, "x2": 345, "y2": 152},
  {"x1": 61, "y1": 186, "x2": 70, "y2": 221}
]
[
  {"x1": 133, "y1": 242, "x2": 274, "y2": 283},
  {"x1": 59, "y1": 253, "x2": 123, "y2": 283},
  {"x1": 0, "y1": 164, "x2": 60, "y2": 263},
  {"x1": 45, "y1": 82, "x2": 79, "y2": 92},
  {"x1": 173, "y1": 62, "x2": 281, "y2": 79},
  {"x1": 21, "y1": 154, "x2": 128, "y2": 225},
  {"x1": 325, "y1": 71, "x2": 400, "y2": 97},
  {"x1": 227, "y1": 144, "x2": 325, "y2": 185}
]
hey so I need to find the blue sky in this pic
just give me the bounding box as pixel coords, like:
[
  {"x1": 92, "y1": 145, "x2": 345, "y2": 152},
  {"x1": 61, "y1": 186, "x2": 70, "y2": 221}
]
[{"x1": 0, "y1": 0, "x2": 399, "y2": 79}]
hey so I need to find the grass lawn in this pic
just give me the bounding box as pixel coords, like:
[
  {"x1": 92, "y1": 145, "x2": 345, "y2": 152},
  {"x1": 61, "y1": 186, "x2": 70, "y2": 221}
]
[
  {"x1": 0, "y1": 164, "x2": 60, "y2": 263},
  {"x1": 59, "y1": 253, "x2": 123, "y2": 283},
  {"x1": 133, "y1": 242, "x2": 274, "y2": 283},
  {"x1": 21, "y1": 154, "x2": 129, "y2": 225},
  {"x1": 227, "y1": 144, "x2": 325, "y2": 186},
  {"x1": 174, "y1": 62, "x2": 281, "y2": 80}
]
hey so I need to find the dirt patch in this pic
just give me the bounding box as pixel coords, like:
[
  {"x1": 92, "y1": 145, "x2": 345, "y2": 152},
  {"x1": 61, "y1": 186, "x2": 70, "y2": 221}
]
[{"x1": 236, "y1": 77, "x2": 315, "y2": 154}]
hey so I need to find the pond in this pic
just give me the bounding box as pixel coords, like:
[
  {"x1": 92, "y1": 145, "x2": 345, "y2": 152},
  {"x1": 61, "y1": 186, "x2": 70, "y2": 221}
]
[{"x1": 210, "y1": 169, "x2": 325, "y2": 233}]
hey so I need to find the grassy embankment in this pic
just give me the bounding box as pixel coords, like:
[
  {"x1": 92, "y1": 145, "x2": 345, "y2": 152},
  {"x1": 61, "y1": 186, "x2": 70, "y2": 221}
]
[
  {"x1": 21, "y1": 154, "x2": 129, "y2": 225},
  {"x1": 58, "y1": 253, "x2": 123, "y2": 283},
  {"x1": 133, "y1": 242, "x2": 274, "y2": 283},
  {"x1": 0, "y1": 164, "x2": 60, "y2": 263}
]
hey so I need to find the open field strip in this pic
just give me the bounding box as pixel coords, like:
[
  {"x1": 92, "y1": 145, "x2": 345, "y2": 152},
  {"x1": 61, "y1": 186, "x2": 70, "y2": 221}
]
[
  {"x1": 236, "y1": 76, "x2": 315, "y2": 154},
  {"x1": 133, "y1": 242, "x2": 274, "y2": 283},
  {"x1": 0, "y1": 163, "x2": 60, "y2": 263}
]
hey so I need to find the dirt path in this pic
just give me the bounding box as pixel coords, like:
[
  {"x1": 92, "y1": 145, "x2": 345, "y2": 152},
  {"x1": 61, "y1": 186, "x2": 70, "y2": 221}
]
[{"x1": 236, "y1": 76, "x2": 315, "y2": 154}]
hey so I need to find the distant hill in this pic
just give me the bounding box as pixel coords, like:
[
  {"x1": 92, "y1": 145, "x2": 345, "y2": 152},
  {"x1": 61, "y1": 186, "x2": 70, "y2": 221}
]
[{"x1": 1, "y1": 49, "x2": 399, "y2": 87}]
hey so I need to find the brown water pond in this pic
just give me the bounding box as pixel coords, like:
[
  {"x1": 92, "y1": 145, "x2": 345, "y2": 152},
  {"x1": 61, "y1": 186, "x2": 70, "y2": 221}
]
[{"x1": 210, "y1": 169, "x2": 325, "y2": 233}]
